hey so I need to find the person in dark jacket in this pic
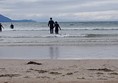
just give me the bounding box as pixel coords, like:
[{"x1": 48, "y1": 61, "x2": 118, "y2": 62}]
[
  {"x1": 0, "y1": 23, "x2": 4, "y2": 32},
  {"x1": 54, "y1": 21, "x2": 61, "y2": 34},
  {"x1": 10, "y1": 23, "x2": 14, "y2": 29},
  {"x1": 48, "y1": 18, "x2": 54, "y2": 34}
]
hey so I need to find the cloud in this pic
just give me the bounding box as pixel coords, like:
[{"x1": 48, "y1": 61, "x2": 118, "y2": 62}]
[
  {"x1": 0, "y1": 0, "x2": 118, "y2": 21},
  {"x1": 73, "y1": 11, "x2": 118, "y2": 21}
]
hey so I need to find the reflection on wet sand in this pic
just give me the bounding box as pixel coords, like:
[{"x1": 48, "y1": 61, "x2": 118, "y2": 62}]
[{"x1": 49, "y1": 46, "x2": 59, "y2": 59}]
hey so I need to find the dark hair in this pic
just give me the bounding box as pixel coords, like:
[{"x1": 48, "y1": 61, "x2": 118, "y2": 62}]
[{"x1": 55, "y1": 21, "x2": 57, "y2": 23}]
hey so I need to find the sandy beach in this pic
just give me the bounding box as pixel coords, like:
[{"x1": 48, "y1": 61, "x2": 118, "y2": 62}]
[
  {"x1": 0, "y1": 0, "x2": 118, "y2": 83},
  {"x1": 0, "y1": 59, "x2": 118, "y2": 83}
]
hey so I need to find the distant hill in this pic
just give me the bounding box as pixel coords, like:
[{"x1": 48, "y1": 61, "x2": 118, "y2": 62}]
[
  {"x1": 0, "y1": 14, "x2": 35, "y2": 22},
  {"x1": 0, "y1": 14, "x2": 12, "y2": 22},
  {"x1": 12, "y1": 19, "x2": 35, "y2": 22}
]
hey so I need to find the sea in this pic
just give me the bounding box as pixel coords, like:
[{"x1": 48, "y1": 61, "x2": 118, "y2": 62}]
[{"x1": 0, "y1": 21, "x2": 118, "y2": 59}]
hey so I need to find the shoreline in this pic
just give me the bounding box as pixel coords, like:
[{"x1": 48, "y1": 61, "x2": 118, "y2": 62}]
[
  {"x1": 0, "y1": 59, "x2": 118, "y2": 83},
  {"x1": 0, "y1": 45, "x2": 118, "y2": 59}
]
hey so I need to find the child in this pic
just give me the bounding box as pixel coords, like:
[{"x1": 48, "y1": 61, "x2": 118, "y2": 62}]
[
  {"x1": 10, "y1": 23, "x2": 14, "y2": 29},
  {"x1": 0, "y1": 23, "x2": 4, "y2": 32},
  {"x1": 54, "y1": 21, "x2": 61, "y2": 34}
]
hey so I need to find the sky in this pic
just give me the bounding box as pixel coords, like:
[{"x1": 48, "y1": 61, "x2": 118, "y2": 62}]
[{"x1": 0, "y1": 0, "x2": 118, "y2": 22}]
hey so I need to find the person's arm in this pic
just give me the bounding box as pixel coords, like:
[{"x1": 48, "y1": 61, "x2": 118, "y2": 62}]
[
  {"x1": 59, "y1": 25, "x2": 61, "y2": 30},
  {"x1": 48, "y1": 21, "x2": 50, "y2": 27},
  {"x1": 2, "y1": 25, "x2": 4, "y2": 29}
]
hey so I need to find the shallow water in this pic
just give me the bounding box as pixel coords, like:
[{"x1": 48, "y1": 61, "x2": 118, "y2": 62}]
[
  {"x1": 0, "y1": 45, "x2": 118, "y2": 59},
  {"x1": 0, "y1": 22, "x2": 118, "y2": 59}
]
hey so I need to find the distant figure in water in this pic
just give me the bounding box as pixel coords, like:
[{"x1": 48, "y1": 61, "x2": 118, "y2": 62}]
[
  {"x1": 54, "y1": 21, "x2": 61, "y2": 34},
  {"x1": 0, "y1": 23, "x2": 4, "y2": 32},
  {"x1": 48, "y1": 17, "x2": 54, "y2": 34},
  {"x1": 10, "y1": 23, "x2": 14, "y2": 29}
]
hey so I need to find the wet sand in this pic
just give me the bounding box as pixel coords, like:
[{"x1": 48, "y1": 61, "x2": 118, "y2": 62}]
[
  {"x1": 0, "y1": 45, "x2": 118, "y2": 59},
  {"x1": 0, "y1": 59, "x2": 118, "y2": 83}
]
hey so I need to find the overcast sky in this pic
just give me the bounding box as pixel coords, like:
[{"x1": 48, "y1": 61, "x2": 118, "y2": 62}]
[{"x1": 0, "y1": 0, "x2": 118, "y2": 22}]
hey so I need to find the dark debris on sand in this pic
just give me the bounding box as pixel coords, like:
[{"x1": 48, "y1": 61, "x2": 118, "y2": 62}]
[
  {"x1": 87, "y1": 68, "x2": 113, "y2": 72},
  {"x1": 49, "y1": 72, "x2": 62, "y2": 75},
  {"x1": 35, "y1": 70, "x2": 48, "y2": 73},
  {"x1": 27, "y1": 61, "x2": 42, "y2": 65},
  {"x1": 0, "y1": 74, "x2": 20, "y2": 78},
  {"x1": 29, "y1": 68, "x2": 48, "y2": 73},
  {"x1": 66, "y1": 72, "x2": 73, "y2": 75}
]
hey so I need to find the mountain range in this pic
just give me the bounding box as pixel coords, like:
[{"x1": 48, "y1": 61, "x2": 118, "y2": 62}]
[{"x1": 0, "y1": 14, "x2": 35, "y2": 22}]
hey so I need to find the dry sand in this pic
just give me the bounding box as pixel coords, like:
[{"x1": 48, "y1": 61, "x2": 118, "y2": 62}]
[{"x1": 0, "y1": 59, "x2": 118, "y2": 83}]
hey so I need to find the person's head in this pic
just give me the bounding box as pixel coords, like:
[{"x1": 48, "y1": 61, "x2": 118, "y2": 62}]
[
  {"x1": 50, "y1": 17, "x2": 52, "y2": 20},
  {"x1": 55, "y1": 21, "x2": 57, "y2": 24}
]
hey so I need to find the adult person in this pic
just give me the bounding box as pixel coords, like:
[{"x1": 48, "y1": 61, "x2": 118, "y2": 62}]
[
  {"x1": 10, "y1": 23, "x2": 14, "y2": 29},
  {"x1": 0, "y1": 23, "x2": 4, "y2": 32},
  {"x1": 54, "y1": 21, "x2": 61, "y2": 34},
  {"x1": 48, "y1": 17, "x2": 54, "y2": 34}
]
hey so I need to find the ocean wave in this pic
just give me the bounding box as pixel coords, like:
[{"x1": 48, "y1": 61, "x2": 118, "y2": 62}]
[
  {"x1": 0, "y1": 34, "x2": 74, "y2": 38},
  {"x1": 1, "y1": 33, "x2": 118, "y2": 38},
  {"x1": 85, "y1": 34, "x2": 118, "y2": 37},
  {"x1": 63, "y1": 28, "x2": 118, "y2": 31},
  {"x1": 3, "y1": 27, "x2": 118, "y2": 31},
  {"x1": 1, "y1": 37, "x2": 118, "y2": 46}
]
